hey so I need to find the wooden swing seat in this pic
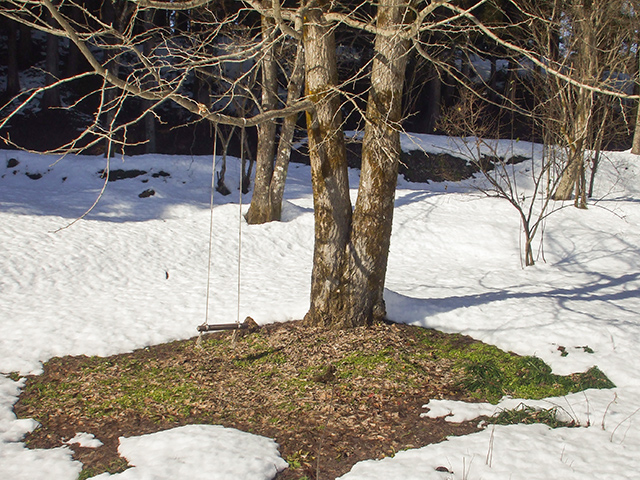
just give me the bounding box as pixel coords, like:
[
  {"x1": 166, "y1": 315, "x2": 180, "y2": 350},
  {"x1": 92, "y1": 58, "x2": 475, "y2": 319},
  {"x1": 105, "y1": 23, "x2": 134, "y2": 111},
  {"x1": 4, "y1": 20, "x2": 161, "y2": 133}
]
[{"x1": 197, "y1": 317, "x2": 258, "y2": 333}]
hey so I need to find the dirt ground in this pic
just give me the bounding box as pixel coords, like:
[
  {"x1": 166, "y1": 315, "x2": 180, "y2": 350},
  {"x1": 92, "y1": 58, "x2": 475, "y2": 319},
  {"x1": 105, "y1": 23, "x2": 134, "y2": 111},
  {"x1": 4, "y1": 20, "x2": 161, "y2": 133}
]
[{"x1": 14, "y1": 321, "x2": 484, "y2": 480}]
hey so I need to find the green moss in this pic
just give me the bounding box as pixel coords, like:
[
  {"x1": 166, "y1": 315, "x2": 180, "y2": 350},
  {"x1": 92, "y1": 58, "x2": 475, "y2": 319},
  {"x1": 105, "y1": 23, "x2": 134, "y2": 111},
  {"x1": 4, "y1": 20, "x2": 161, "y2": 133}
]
[
  {"x1": 78, "y1": 457, "x2": 129, "y2": 480},
  {"x1": 415, "y1": 329, "x2": 614, "y2": 404},
  {"x1": 18, "y1": 323, "x2": 615, "y2": 465},
  {"x1": 489, "y1": 404, "x2": 576, "y2": 428}
]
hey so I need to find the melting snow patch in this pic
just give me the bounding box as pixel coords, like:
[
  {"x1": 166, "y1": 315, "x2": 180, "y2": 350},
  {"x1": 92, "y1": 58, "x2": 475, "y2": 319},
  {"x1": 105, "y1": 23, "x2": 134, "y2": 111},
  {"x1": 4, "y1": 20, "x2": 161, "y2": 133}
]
[
  {"x1": 90, "y1": 424, "x2": 288, "y2": 480},
  {"x1": 65, "y1": 432, "x2": 103, "y2": 448}
]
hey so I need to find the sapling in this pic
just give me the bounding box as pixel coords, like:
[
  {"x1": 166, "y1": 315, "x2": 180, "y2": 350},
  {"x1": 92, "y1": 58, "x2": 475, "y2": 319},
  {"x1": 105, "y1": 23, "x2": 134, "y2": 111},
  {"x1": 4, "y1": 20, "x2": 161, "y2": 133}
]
[{"x1": 440, "y1": 93, "x2": 565, "y2": 266}]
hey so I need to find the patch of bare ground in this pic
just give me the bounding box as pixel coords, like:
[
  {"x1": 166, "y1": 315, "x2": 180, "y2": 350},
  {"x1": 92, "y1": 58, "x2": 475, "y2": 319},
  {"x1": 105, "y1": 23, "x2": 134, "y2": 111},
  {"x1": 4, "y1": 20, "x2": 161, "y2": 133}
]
[{"x1": 14, "y1": 321, "x2": 484, "y2": 480}]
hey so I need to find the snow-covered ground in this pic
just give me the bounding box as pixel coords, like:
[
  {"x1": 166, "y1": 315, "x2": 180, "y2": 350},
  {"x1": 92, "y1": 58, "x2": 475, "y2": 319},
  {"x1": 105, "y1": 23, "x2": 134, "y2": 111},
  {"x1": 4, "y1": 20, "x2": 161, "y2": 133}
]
[{"x1": 1, "y1": 135, "x2": 639, "y2": 479}]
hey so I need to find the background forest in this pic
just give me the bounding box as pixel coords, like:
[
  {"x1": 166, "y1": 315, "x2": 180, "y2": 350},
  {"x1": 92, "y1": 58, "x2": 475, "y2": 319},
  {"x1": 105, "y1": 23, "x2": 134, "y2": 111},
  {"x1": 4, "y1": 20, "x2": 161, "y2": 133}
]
[{"x1": 1, "y1": 0, "x2": 638, "y2": 173}]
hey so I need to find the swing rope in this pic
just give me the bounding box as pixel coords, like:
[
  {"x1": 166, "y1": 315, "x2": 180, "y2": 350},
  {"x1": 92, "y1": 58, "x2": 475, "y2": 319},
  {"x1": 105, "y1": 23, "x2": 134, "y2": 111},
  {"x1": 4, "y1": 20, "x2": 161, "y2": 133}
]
[
  {"x1": 235, "y1": 125, "x2": 245, "y2": 328},
  {"x1": 197, "y1": 124, "x2": 249, "y2": 339},
  {"x1": 197, "y1": 124, "x2": 219, "y2": 344},
  {"x1": 203, "y1": 123, "x2": 218, "y2": 329}
]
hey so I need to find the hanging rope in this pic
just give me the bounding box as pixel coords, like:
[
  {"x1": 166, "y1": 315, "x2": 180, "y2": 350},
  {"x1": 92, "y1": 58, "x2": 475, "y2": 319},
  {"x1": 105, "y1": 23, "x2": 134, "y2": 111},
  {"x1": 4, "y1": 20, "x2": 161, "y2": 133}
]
[
  {"x1": 197, "y1": 124, "x2": 219, "y2": 346},
  {"x1": 197, "y1": 123, "x2": 251, "y2": 341},
  {"x1": 236, "y1": 124, "x2": 245, "y2": 328},
  {"x1": 205, "y1": 124, "x2": 219, "y2": 326}
]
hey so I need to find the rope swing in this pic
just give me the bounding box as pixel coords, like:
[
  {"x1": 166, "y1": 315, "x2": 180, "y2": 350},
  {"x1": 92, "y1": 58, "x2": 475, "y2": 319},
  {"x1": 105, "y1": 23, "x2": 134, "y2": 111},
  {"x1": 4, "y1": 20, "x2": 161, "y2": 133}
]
[{"x1": 197, "y1": 124, "x2": 251, "y2": 339}]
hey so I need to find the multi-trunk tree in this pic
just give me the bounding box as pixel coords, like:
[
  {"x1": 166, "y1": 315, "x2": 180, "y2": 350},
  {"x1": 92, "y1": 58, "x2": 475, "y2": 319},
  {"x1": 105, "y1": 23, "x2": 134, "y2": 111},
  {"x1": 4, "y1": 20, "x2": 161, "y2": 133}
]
[{"x1": 301, "y1": 0, "x2": 411, "y2": 327}]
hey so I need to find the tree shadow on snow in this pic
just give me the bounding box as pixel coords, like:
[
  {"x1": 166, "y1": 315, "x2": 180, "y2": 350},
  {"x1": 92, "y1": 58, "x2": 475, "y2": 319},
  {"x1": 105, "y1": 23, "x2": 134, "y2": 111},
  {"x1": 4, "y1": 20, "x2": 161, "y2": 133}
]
[{"x1": 386, "y1": 271, "x2": 640, "y2": 327}]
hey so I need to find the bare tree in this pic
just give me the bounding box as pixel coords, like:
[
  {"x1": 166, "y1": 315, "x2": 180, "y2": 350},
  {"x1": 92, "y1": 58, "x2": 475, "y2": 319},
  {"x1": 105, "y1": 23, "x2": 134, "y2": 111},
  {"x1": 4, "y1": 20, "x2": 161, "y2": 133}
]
[
  {"x1": 245, "y1": 20, "x2": 305, "y2": 224},
  {"x1": 440, "y1": 91, "x2": 561, "y2": 266},
  {"x1": 301, "y1": 0, "x2": 411, "y2": 328},
  {"x1": 0, "y1": 0, "x2": 313, "y2": 153}
]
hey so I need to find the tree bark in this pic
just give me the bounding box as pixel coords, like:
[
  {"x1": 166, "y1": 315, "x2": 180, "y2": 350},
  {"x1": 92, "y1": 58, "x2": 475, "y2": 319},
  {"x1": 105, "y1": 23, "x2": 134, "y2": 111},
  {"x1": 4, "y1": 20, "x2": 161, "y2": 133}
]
[
  {"x1": 345, "y1": 0, "x2": 411, "y2": 325},
  {"x1": 246, "y1": 17, "x2": 279, "y2": 224},
  {"x1": 632, "y1": 101, "x2": 640, "y2": 155},
  {"x1": 267, "y1": 41, "x2": 305, "y2": 221},
  {"x1": 302, "y1": 4, "x2": 353, "y2": 328},
  {"x1": 246, "y1": 28, "x2": 305, "y2": 224},
  {"x1": 552, "y1": 0, "x2": 595, "y2": 204},
  {"x1": 304, "y1": 0, "x2": 410, "y2": 328},
  {"x1": 632, "y1": 52, "x2": 640, "y2": 155}
]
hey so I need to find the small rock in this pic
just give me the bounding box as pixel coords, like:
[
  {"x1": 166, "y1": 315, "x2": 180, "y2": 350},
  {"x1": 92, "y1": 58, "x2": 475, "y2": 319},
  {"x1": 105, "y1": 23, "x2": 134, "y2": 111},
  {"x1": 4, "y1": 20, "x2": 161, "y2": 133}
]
[
  {"x1": 26, "y1": 172, "x2": 42, "y2": 180},
  {"x1": 242, "y1": 316, "x2": 260, "y2": 332},
  {"x1": 435, "y1": 466, "x2": 453, "y2": 473},
  {"x1": 7, "y1": 158, "x2": 19, "y2": 168},
  {"x1": 138, "y1": 189, "x2": 155, "y2": 198},
  {"x1": 99, "y1": 169, "x2": 147, "y2": 181}
]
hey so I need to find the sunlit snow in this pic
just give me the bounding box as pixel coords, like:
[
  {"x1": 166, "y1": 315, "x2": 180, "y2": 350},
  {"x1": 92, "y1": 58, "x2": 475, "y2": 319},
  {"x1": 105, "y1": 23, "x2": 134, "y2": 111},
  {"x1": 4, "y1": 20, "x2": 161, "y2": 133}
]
[{"x1": 1, "y1": 135, "x2": 639, "y2": 479}]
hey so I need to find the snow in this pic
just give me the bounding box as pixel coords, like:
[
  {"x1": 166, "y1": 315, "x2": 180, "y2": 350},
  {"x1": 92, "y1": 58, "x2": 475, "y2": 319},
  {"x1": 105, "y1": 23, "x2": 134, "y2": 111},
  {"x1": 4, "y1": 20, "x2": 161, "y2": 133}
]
[
  {"x1": 89, "y1": 426, "x2": 287, "y2": 480},
  {"x1": 1, "y1": 137, "x2": 640, "y2": 479},
  {"x1": 66, "y1": 433, "x2": 103, "y2": 449}
]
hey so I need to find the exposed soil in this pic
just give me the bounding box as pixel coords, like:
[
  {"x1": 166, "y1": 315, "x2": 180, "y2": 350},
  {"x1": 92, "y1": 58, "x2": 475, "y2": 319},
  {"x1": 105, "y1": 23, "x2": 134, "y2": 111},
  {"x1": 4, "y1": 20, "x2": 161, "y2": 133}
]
[
  {"x1": 290, "y1": 139, "x2": 530, "y2": 184},
  {"x1": 14, "y1": 321, "x2": 485, "y2": 480}
]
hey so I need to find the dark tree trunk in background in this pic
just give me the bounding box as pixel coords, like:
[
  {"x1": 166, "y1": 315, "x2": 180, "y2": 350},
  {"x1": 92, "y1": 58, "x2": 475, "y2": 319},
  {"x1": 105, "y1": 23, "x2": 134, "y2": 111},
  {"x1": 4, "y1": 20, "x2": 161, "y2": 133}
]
[
  {"x1": 17, "y1": 24, "x2": 33, "y2": 69},
  {"x1": 423, "y1": 71, "x2": 441, "y2": 133},
  {"x1": 143, "y1": 9, "x2": 157, "y2": 154},
  {"x1": 6, "y1": 19, "x2": 21, "y2": 98},
  {"x1": 42, "y1": 8, "x2": 61, "y2": 109},
  {"x1": 64, "y1": 5, "x2": 83, "y2": 78}
]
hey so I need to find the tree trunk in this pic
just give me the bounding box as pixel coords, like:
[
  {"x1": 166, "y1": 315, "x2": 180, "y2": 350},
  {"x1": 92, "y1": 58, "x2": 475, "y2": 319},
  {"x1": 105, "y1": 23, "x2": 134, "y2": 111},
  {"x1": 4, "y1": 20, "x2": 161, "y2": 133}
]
[
  {"x1": 552, "y1": 85, "x2": 592, "y2": 201},
  {"x1": 268, "y1": 41, "x2": 305, "y2": 220},
  {"x1": 347, "y1": 0, "x2": 410, "y2": 324},
  {"x1": 64, "y1": 4, "x2": 83, "y2": 78},
  {"x1": 423, "y1": 68, "x2": 441, "y2": 133},
  {"x1": 553, "y1": 146, "x2": 582, "y2": 200},
  {"x1": 143, "y1": 9, "x2": 157, "y2": 154},
  {"x1": 304, "y1": 0, "x2": 410, "y2": 328},
  {"x1": 302, "y1": 5, "x2": 353, "y2": 328},
  {"x1": 103, "y1": 62, "x2": 120, "y2": 158},
  {"x1": 246, "y1": 18, "x2": 278, "y2": 224},
  {"x1": 42, "y1": 8, "x2": 61, "y2": 109},
  {"x1": 632, "y1": 102, "x2": 640, "y2": 155},
  {"x1": 18, "y1": 24, "x2": 34, "y2": 69},
  {"x1": 246, "y1": 29, "x2": 305, "y2": 224},
  {"x1": 632, "y1": 55, "x2": 640, "y2": 154},
  {"x1": 552, "y1": 0, "x2": 595, "y2": 203},
  {"x1": 6, "y1": 19, "x2": 21, "y2": 98}
]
